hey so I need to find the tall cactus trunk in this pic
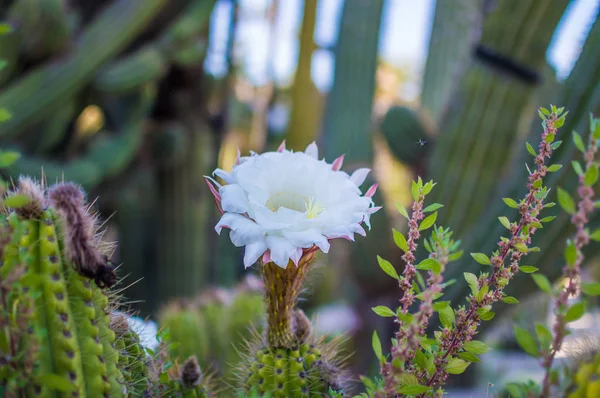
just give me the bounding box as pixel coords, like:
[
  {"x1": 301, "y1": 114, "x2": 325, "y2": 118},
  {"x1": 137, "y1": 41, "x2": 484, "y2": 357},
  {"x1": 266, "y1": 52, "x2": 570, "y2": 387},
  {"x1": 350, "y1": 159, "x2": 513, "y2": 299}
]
[
  {"x1": 286, "y1": 0, "x2": 320, "y2": 151},
  {"x1": 420, "y1": 0, "x2": 483, "y2": 124},
  {"x1": 428, "y1": 0, "x2": 569, "y2": 237},
  {"x1": 320, "y1": 0, "x2": 396, "y2": 376},
  {"x1": 444, "y1": 14, "x2": 600, "y2": 331},
  {"x1": 157, "y1": 123, "x2": 215, "y2": 302}
]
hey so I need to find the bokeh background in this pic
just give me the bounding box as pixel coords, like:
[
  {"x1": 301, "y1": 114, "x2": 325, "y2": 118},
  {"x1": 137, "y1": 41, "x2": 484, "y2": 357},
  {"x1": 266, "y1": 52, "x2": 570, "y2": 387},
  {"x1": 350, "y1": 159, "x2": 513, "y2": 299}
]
[{"x1": 1, "y1": 0, "x2": 599, "y2": 394}]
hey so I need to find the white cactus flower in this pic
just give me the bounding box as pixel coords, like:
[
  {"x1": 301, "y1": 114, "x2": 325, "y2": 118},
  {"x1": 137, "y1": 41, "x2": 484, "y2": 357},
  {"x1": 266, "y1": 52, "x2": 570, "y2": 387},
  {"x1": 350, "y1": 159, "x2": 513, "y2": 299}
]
[{"x1": 206, "y1": 141, "x2": 381, "y2": 269}]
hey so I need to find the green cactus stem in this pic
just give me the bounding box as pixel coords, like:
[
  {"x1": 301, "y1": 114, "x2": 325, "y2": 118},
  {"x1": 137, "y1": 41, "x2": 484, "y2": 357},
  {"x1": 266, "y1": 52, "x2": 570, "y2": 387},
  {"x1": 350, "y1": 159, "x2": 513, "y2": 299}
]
[
  {"x1": 379, "y1": 106, "x2": 431, "y2": 167},
  {"x1": 0, "y1": 0, "x2": 166, "y2": 139}
]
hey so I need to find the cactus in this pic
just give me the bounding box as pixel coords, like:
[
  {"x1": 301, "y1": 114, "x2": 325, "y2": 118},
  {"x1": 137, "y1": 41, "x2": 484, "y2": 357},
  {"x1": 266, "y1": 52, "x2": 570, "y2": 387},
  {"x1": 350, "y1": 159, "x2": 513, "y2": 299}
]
[
  {"x1": 158, "y1": 275, "x2": 265, "y2": 385},
  {"x1": 0, "y1": 177, "x2": 214, "y2": 397},
  {"x1": 379, "y1": 106, "x2": 431, "y2": 167}
]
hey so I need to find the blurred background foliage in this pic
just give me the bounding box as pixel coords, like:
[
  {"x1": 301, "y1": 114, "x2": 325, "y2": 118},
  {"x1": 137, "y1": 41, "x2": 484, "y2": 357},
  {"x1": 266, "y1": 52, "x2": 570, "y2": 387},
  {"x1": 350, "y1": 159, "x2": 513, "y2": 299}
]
[{"x1": 0, "y1": 0, "x2": 599, "y2": 392}]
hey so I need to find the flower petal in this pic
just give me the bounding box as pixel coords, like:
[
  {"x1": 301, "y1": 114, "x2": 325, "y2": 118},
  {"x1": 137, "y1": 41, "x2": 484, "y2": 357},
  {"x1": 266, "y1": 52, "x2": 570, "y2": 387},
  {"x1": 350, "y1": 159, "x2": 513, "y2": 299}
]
[
  {"x1": 305, "y1": 142, "x2": 319, "y2": 159},
  {"x1": 213, "y1": 168, "x2": 235, "y2": 184},
  {"x1": 244, "y1": 240, "x2": 268, "y2": 268},
  {"x1": 277, "y1": 140, "x2": 287, "y2": 152},
  {"x1": 332, "y1": 154, "x2": 344, "y2": 171},
  {"x1": 220, "y1": 184, "x2": 249, "y2": 213},
  {"x1": 266, "y1": 235, "x2": 297, "y2": 268},
  {"x1": 283, "y1": 229, "x2": 330, "y2": 253},
  {"x1": 229, "y1": 219, "x2": 265, "y2": 247},
  {"x1": 350, "y1": 168, "x2": 370, "y2": 187}
]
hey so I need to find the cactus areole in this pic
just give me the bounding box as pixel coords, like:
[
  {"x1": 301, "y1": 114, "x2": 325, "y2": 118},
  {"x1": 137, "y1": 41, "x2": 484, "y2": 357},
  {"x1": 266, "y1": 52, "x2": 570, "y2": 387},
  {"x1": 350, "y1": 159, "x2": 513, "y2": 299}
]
[{"x1": 206, "y1": 141, "x2": 380, "y2": 350}]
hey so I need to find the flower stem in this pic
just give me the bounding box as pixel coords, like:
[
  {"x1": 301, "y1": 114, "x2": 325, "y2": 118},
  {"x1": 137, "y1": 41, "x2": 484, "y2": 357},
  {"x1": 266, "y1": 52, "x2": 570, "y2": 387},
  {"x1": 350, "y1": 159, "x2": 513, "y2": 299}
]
[{"x1": 261, "y1": 251, "x2": 316, "y2": 348}]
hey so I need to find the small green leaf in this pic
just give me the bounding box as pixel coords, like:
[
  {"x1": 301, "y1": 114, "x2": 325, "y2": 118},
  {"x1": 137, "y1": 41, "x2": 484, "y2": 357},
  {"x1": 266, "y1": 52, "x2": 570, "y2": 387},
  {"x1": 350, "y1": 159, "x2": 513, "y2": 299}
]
[
  {"x1": 550, "y1": 140, "x2": 562, "y2": 150},
  {"x1": 448, "y1": 250, "x2": 464, "y2": 261},
  {"x1": 514, "y1": 242, "x2": 529, "y2": 253},
  {"x1": 502, "y1": 296, "x2": 519, "y2": 304},
  {"x1": 464, "y1": 340, "x2": 490, "y2": 354},
  {"x1": 398, "y1": 373, "x2": 419, "y2": 386},
  {"x1": 526, "y1": 142, "x2": 536, "y2": 156},
  {"x1": 372, "y1": 331, "x2": 383, "y2": 362},
  {"x1": 498, "y1": 216, "x2": 511, "y2": 229},
  {"x1": 377, "y1": 256, "x2": 399, "y2": 280},
  {"x1": 573, "y1": 131, "x2": 586, "y2": 153},
  {"x1": 479, "y1": 311, "x2": 495, "y2": 321},
  {"x1": 519, "y1": 265, "x2": 539, "y2": 273},
  {"x1": 411, "y1": 180, "x2": 419, "y2": 201},
  {"x1": 3, "y1": 194, "x2": 31, "y2": 209},
  {"x1": 532, "y1": 274, "x2": 552, "y2": 294},
  {"x1": 540, "y1": 107, "x2": 550, "y2": 116},
  {"x1": 581, "y1": 283, "x2": 600, "y2": 296},
  {"x1": 564, "y1": 301, "x2": 586, "y2": 323},
  {"x1": 477, "y1": 283, "x2": 489, "y2": 302},
  {"x1": 372, "y1": 306, "x2": 396, "y2": 317},
  {"x1": 423, "y1": 203, "x2": 443, "y2": 213},
  {"x1": 432, "y1": 301, "x2": 450, "y2": 311},
  {"x1": 392, "y1": 229, "x2": 408, "y2": 252},
  {"x1": 547, "y1": 164, "x2": 562, "y2": 172},
  {"x1": 555, "y1": 115, "x2": 566, "y2": 128},
  {"x1": 584, "y1": 164, "x2": 599, "y2": 186},
  {"x1": 422, "y1": 180, "x2": 435, "y2": 196},
  {"x1": 416, "y1": 258, "x2": 442, "y2": 273},
  {"x1": 470, "y1": 253, "x2": 491, "y2": 265},
  {"x1": 39, "y1": 374, "x2": 75, "y2": 392},
  {"x1": 463, "y1": 272, "x2": 479, "y2": 287},
  {"x1": 438, "y1": 306, "x2": 455, "y2": 328},
  {"x1": 446, "y1": 358, "x2": 470, "y2": 375},
  {"x1": 0, "y1": 109, "x2": 11, "y2": 122},
  {"x1": 457, "y1": 351, "x2": 481, "y2": 363},
  {"x1": 0, "y1": 151, "x2": 20, "y2": 168},
  {"x1": 540, "y1": 216, "x2": 555, "y2": 223},
  {"x1": 590, "y1": 229, "x2": 600, "y2": 242},
  {"x1": 397, "y1": 385, "x2": 431, "y2": 395},
  {"x1": 503, "y1": 198, "x2": 519, "y2": 209},
  {"x1": 564, "y1": 240, "x2": 577, "y2": 267},
  {"x1": 572, "y1": 161, "x2": 584, "y2": 176},
  {"x1": 514, "y1": 325, "x2": 540, "y2": 357},
  {"x1": 418, "y1": 212, "x2": 437, "y2": 231},
  {"x1": 533, "y1": 178, "x2": 543, "y2": 189},
  {"x1": 535, "y1": 323, "x2": 553, "y2": 346},
  {"x1": 396, "y1": 203, "x2": 409, "y2": 219}
]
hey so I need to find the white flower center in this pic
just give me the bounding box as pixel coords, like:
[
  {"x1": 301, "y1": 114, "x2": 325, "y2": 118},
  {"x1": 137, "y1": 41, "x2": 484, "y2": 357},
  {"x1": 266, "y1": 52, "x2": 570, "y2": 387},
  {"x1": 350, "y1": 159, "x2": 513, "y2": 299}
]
[{"x1": 265, "y1": 192, "x2": 325, "y2": 219}]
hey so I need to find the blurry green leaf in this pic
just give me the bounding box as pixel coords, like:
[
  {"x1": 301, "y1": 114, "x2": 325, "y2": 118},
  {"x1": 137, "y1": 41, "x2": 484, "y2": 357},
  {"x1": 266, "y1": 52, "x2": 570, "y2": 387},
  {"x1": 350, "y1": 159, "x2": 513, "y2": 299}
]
[
  {"x1": 464, "y1": 340, "x2": 490, "y2": 354},
  {"x1": 0, "y1": 24, "x2": 12, "y2": 35},
  {"x1": 419, "y1": 212, "x2": 437, "y2": 231},
  {"x1": 377, "y1": 256, "x2": 399, "y2": 280},
  {"x1": 372, "y1": 331, "x2": 383, "y2": 363},
  {"x1": 581, "y1": 283, "x2": 600, "y2": 296},
  {"x1": 554, "y1": 114, "x2": 566, "y2": 128},
  {"x1": 550, "y1": 141, "x2": 562, "y2": 150},
  {"x1": 479, "y1": 311, "x2": 495, "y2": 321},
  {"x1": 398, "y1": 385, "x2": 431, "y2": 395},
  {"x1": 532, "y1": 274, "x2": 552, "y2": 294},
  {"x1": 514, "y1": 243, "x2": 528, "y2": 253},
  {"x1": 0, "y1": 109, "x2": 11, "y2": 122},
  {"x1": 590, "y1": 229, "x2": 600, "y2": 242},
  {"x1": 564, "y1": 240, "x2": 577, "y2": 267},
  {"x1": 564, "y1": 301, "x2": 586, "y2": 323},
  {"x1": 438, "y1": 306, "x2": 455, "y2": 328},
  {"x1": 411, "y1": 180, "x2": 419, "y2": 201},
  {"x1": 514, "y1": 326, "x2": 539, "y2": 357},
  {"x1": 392, "y1": 228, "x2": 407, "y2": 252},
  {"x1": 457, "y1": 351, "x2": 480, "y2": 363},
  {"x1": 585, "y1": 164, "x2": 599, "y2": 186},
  {"x1": 572, "y1": 161, "x2": 584, "y2": 176},
  {"x1": 422, "y1": 180, "x2": 435, "y2": 196},
  {"x1": 477, "y1": 283, "x2": 489, "y2": 302},
  {"x1": 540, "y1": 216, "x2": 555, "y2": 223},
  {"x1": 535, "y1": 323, "x2": 552, "y2": 346},
  {"x1": 502, "y1": 296, "x2": 519, "y2": 304},
  {"x1": 547, "y1": 164, "x2": 562, "y2": 173},
  {"x1": 432, "y1": 301, "x2": 450, "y2": 311},
  {"x1": 416, "y1": 258, "x2": 442, "y2": 273},
  {"x1": 448, "y1": 250, "x2": 464, "y2": 261},
  {"x1": 503, "y1": 198, "x2": 519, "y2": 209},
  {"x1": 533, "y1": 179, "x2": 543, "y2": 189},
  {"x1": 446, "y1": 358, "x2": 470, "y2": 375},
  {"x1": 3, "y1": 195, "x2": 31, "y2": 209},
  {"x1": 0, "y1": 151, "x2": 20, "y2": 168},
  {"x1": 423, "y1": 203, "x2": 443, "y2": 213},
  {"x1": 540, "y1": 107, "x2": 550, "y2": 116},
  {"x1": 396, "y1": 203, "x2": 409, "y2": 219},
  {"x1": 470, "y1": 253, "x2": 491, "y2": 265},
  {"x1": 519, "y1": 265, "x2": 538, "y2": 273},
  {"x1": 498, "y1": 217, "x2": 511, "y2": 229},
  {"x1": 398, "y1": 374, "x2": 419, "y2": 386},
  {"x1": 372, "y1": 306, "x2": 396, "y2": 317},
  {"x1": 526, "y1": 142, "x2": 536, "y2": 157},
  {"x1": 573, "y1": 132, "x2": 586, "y2": 153}
]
